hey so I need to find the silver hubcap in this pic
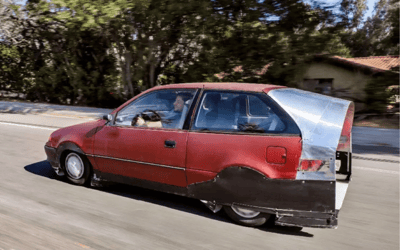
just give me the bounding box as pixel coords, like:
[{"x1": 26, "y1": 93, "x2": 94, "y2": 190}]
[
  {"x1": 231, "y1": 205, "x2": 260, "y2": 218},
  {"x1": 65, "y1": 153, "x2": 84, "y2": 179}
]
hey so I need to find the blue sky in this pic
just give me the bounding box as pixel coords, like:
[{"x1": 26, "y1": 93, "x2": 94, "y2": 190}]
[
  {"x1": 365, "y1": 0, "x2": 378, "y2": 17},
  {"x1": 324, "y1": 0, "x2": 378, "y2": 19}
]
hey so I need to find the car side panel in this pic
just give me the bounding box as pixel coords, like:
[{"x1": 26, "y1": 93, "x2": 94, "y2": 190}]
[
  {"x1": 92, "y1": 126, "x2": 188, "y2": 187},
  {"x1": 186, "y1": 132, "x2": 302, "y2": 180},
  {"x1": 186, "y1": 169, "x2": 218, "y2": 185}
]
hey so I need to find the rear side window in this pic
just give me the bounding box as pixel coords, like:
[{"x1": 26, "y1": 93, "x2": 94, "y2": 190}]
[
  {"x1": 192, "y1": 90, "x2": 300, "y2": 135},
  {"x1": 248, "y1": 95, "x2": 270, "y2": 116}
]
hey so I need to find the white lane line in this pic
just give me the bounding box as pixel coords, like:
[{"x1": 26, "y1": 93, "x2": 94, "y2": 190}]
[
  {"x1": 0, "y1": 121, "x2": 58, "y2": 131},
  {"x1": 353, "y1": 166, "x2": 399, "y2": 175},
  {"x1": 39, "y1": 113, "x2": 97, "y2": 120}
]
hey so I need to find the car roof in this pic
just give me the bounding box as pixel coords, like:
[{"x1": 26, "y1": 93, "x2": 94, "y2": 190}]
[{"x1": 151, "y1": 82, "x2": 286, "y2": 93}]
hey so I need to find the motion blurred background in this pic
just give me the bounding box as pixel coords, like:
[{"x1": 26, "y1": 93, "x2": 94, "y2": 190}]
[
  {"x1": 0, "y1": 2, "x2": 399, "y2": 249},
  {"x1": 0, "y1": 0, "x2": 399, "y2": 127}
]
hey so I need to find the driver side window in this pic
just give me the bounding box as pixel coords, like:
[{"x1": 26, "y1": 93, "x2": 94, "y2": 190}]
[{"x1": 114, "y1": 89, "x2": 196, "y2": 129}]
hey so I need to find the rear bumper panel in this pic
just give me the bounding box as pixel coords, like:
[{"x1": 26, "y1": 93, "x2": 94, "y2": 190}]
[
  {"x1": 187, "y1": 167, "x2": 344, "y2": 228},
  {"x1": 95, "y1": 166, "x2": 346, "y2": 228},
  {"x1": 188, "y1": 167, "x2": 336, "y2": 213},
  {"x1": 275, "y1": 210, "x2": 339, "y2": 228}
]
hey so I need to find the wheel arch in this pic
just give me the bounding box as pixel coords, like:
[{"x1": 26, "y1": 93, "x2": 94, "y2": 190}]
[
  {"x1": 56, "y1": 142, "x2": 90, "y2": 171},
  {"x1": 217, "y1": 160, "x2": 274, "y2": 179},
  {"x1": 187, "y1": 166, "x2": 271, "y2": 205}
]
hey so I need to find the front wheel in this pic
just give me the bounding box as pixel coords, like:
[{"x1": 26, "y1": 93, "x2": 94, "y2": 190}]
[
  {"x1": 223, "y1": 205, "x2": 271, "y2": 227},
  {"x1": 64, "y1": 152, "x2": 91, "y2": 186}
]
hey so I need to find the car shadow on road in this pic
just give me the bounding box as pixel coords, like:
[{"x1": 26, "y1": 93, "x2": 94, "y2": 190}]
[
  {"x1": 24, "y1": 160, "x2": 313, "y2": 237},
  {"x1": 24, "y1": 160, "x2": 60, "y2": 179}
]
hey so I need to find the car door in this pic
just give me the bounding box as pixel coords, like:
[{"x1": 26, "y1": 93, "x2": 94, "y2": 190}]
[
  {"x1": 93, "y1": 89, "x2": 198, "y2": 187},
  {"x1": 185, "y1": 90, "x2": 302, "y2": 185}
]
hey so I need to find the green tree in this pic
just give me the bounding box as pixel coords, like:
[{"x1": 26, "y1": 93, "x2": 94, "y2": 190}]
[
  {"x1": 340, "y1": 0, "x2": 399, "y2": 57},
  {"x1": 0, "y1": 0, "x2": 125, "y2": 106},
  {"x1": 0, "y1": 0, "x2": 356, "y2": 105},
  {"x1": 384, "y1": 0, "x2": 399, "y2": 55},
  {"x1": 0, "y1": 0, "x2": 34, "y2": 95},
  {"x1": 365, "y1": 68, "x2": 400, "y2": 113},
  {"x1": 183, "y1": 0, "x2": 351, "y2": 86},
  {"x1": 339, "y1": 0, "x2": 368, "y2": 29}
]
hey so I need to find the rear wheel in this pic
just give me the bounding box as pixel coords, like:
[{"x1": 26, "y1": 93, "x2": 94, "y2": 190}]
[
  {"x1": 64, "y1": 152, "x2": 91, "y2": 185},
  {"x1": 223, "y1": 205, "x2": 271, "y2": 227}
]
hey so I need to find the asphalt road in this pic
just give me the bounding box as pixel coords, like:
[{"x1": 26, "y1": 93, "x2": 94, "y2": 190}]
[{"x1": 0, "y1": 114, "x2": 399, "y2": 250}]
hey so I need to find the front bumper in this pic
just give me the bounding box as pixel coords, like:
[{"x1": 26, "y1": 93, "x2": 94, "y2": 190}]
[{"x1": 44, "y1": 145, "x2": 64, "y2": 176}]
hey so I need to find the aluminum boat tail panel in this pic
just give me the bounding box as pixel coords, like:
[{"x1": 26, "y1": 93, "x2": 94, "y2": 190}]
[{"x1": 267, "y1": 88, "x2": 353, "y2": 162}]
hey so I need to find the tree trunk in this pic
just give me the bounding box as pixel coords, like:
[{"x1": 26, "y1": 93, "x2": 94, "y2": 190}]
[
  {"x1": 149, "y1": 63, "x2": 155, "y2": 88},
  {"x1": 124, "y1": 52, "x2": 134, "y2": 97}
]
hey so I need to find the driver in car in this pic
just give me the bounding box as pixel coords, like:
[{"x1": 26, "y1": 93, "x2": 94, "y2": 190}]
[
  {"x1": 162, "y1": 92, "x2": 193, "y2": 129},
  {"x1": 134, "y1": 92, "x2": 193, "y2": 129}
]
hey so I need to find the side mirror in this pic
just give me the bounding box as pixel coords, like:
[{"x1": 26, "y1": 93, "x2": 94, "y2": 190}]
[{"x1": 102, "y1": 114, "x2": 112, "y2": 121}]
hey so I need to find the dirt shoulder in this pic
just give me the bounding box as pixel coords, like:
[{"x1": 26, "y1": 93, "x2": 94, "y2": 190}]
[{"x1": 353, "y1": 114, "x2": 399, "y2": 129}]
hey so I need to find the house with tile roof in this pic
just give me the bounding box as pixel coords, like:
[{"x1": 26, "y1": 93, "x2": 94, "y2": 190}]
[
  {"x1": 214, "y1": 55, "x2": 399, "y2": 112},
  {"x1": 298, "y1": 55, "x2": 399, "y2": 111}
]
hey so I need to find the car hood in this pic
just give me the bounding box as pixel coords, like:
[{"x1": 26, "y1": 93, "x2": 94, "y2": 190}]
[
  {"x1": 49, "y1": 119, "x2": 106, "y2": 148},
  {"x1": 268, "y1": 88, "x2": 354, "y2": 161}
]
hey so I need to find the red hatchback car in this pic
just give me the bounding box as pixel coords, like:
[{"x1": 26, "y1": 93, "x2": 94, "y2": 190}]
[{"x1": 45, "y1": 83, "x2": 354, "y2": 229}]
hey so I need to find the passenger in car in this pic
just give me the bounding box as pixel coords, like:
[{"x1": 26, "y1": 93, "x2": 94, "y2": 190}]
[
  {"x1": 202, "y1": 93, "x2": 220, "y2": 126},
  {"x1": 195, "y1": 93, "x2": 220, "y2": 129}
]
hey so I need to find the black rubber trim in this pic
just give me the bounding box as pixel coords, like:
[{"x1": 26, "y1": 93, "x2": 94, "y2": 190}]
[
  {"x1": 187, "y1": 167, "x2": 335, "y2": 213},
  {"x1": 336, "y1": 151, "x2": 352, "y2": 180},
  {"x1": 56, "y1": 142, "x2": 85, "y2": 157},
  {"x1": 183, "y1": 89, "x2": 202, "y2": 130}
]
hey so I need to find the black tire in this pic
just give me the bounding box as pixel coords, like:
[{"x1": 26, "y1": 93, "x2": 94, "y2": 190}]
[
  {"x1": 63, "y1": 151, "x2": 91, "y2": 186},
  {"x1": 223, "y1": 205, "x2": 271, "y2": 227}
]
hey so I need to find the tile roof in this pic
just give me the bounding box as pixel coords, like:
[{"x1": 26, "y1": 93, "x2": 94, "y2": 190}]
[
  {"x1": 215, "y1": 63, "x2": 272, "y2": 79},
  {"x1": 153, "y1": 82, "x2": 285, "y2": 93},
  {"x1": 331, "y1": 55, "x2": 400, "y2": 72},
  {"x1": 214, "y1": 56, "x2": 399, "y2": 80}
]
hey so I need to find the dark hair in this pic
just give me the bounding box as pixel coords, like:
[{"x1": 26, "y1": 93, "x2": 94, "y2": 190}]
[{"x1": 176, "y1": 92, "x2": 193, "y2": 102}]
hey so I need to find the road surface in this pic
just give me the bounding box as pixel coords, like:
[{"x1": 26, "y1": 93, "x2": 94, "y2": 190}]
[{"x1": 0, "y1": 114, "x2": 398, "y2": 250}]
